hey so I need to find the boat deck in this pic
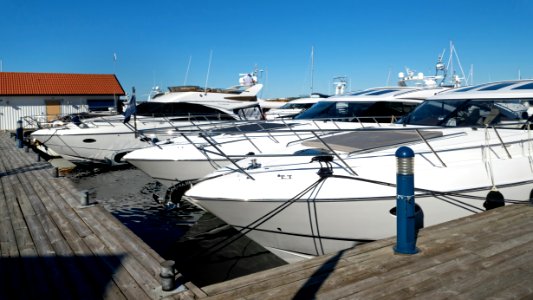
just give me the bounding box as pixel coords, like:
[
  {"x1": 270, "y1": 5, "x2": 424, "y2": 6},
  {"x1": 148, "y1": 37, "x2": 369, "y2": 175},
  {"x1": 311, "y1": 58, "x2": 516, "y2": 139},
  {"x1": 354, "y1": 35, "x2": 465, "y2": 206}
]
[
  {"x1": 200, "y1": 198, "x2": 533, "y2": 298},
  {"x1": 0, "y1": 133, "x2": 204, "y2": 299}
]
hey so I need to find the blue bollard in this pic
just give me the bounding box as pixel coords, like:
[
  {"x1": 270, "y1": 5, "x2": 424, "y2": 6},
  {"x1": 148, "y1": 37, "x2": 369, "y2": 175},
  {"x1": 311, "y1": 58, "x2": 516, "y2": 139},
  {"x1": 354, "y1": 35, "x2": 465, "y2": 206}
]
[
  {"x1": 16, "y1": 120, "x2": 23, "y2": 149},
  {"x1": 394, "y1": 146, "x2": 419, "y2": 254}
]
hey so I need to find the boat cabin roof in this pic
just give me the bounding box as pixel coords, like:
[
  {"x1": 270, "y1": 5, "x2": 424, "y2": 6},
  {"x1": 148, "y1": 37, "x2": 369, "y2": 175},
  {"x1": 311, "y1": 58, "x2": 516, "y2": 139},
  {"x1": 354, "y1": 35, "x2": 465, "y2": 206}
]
[
  {"x1": 429, "y1": 80, "x2": 533, "y2": 100},
  {"x1": 167, "y1": 85, "x2": 243, "y2": 94},
  {"x1": 331, "y1": 86, "x2": 450, "y2": 102}
]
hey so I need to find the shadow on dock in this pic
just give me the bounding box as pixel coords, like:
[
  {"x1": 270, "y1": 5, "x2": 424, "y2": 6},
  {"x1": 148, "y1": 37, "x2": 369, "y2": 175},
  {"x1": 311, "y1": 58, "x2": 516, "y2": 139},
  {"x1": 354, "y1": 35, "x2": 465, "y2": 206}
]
[
  {"x1": 293, "y1": 250, "x2": 346, "y2": 299},
  {"x1": 0, "y1": 161, "x2": 52, "y2": 177},
  {"x1": 0, "y1": 255, "x2": 124, "y2": 299}
]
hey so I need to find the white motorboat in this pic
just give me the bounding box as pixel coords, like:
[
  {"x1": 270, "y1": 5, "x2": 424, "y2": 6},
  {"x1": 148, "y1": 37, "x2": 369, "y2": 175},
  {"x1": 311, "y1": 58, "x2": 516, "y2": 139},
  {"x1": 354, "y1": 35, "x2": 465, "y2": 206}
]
[
  {"x1": 30, "y1": 75, "x2": 264, "y2": 165},
  {"x1": 264, "y1": 93, "x2": 328, "y2": 120},
  {"x1": 123, "y1": 85, "x2": 448, "y2": 188},
  {"x1": 183, "y1": 80, "x2": 533, "y2": 262},
  {"x1": 264, "y1": 76, "x2": 348, "y2": 120}
]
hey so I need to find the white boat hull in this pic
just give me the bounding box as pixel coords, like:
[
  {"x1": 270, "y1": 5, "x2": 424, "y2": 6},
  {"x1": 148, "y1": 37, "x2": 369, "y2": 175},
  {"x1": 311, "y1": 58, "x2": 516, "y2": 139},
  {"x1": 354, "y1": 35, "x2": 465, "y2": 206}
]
[
  {"x1": 122, "y1": 121, "x2": 353, "y2": 186},
  {"x1": 127, "y1": 158, "x2": 230, "y2": 187},
  {"x1": 30, "y1": 126, "x2": 157, "y2": 164},
  {"x1": 185, "y1": 127, "x2": 533, "y2": 260},
  {"x1": 30, "y1": 120, "x2": 218, "y2": 165}
]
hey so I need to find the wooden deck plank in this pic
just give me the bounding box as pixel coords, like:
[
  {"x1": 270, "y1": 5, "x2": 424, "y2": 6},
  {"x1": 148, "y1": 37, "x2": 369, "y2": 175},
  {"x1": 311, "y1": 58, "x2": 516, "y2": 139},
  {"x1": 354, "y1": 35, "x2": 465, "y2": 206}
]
[
  {"x1": 3, "y1": 141, "x2": 171, "y2": 298},
  {"x1": 0, "y1": 176, "x2": 9, "y2": 220},
  {"x1": 0, "y1": 219, "x2": 18, "y2": 257},
  {"x1": 84, "y1": 232, "x2": 151, "y2": 300},
  {"x1": 202, "y1": 237, "x2": 394, "y2": 296},
  {"x1": 0, "y1": 133, "x2": 200, "y2": 299},
  {"x1": 0, "y1": 138, "x2": 63, "y2": 299},
  {"x1": 201, "y1": 204, "x2": 533, "y2": 299},
  {"x1": 4, "y1": 151, "x2": 126, "y2": 299},
  {"x1": 76, "y1": 206, "x2": 160, "y2": 297},
  {"x1": 488, "y1": 278, "x2": 533, "y2": 299},
  {"x1": 409, "y1": 241, "x2": 533, "y2": 299}
]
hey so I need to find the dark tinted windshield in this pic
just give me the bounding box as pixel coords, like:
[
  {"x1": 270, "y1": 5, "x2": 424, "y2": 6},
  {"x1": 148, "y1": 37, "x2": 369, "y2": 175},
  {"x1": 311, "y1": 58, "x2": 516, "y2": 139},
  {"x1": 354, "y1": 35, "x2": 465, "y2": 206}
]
[
  {"x1": 279, "y1": 103, "x2": 315, "y2": 109},
  {"x1": 404, "y1": 99, "x2": 530, "y2": 126},
  {"x1": 295, "y1": 101, "x2": 418, "y2": 121},
  {"x1": 135, "y1": 102, "x2": 235, "y2": 120}
]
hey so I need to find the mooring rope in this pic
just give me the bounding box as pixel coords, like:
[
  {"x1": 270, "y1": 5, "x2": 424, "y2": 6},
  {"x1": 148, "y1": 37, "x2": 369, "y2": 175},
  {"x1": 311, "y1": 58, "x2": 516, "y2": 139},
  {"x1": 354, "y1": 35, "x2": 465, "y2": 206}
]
[
  {"x1": 190, "y1": 161, "x2": 531, "y2": 258},
  {"x1": 196, "y1": 176, "x2": 328, "y2": 257}
]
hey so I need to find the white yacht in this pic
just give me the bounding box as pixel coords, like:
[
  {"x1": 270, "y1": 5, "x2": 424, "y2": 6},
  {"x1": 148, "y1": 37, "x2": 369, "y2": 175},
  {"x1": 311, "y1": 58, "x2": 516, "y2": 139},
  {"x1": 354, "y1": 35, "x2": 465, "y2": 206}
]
[
  {"x1": 183, "y1": 80, "x2": 533, "y2": 262},
  {"x1": 30, "y1": 76, "x2": 264, "y2": 165},
  {"x1": 264, "y1": 93, "x2": 329, "y2": 120},
  {"x1": 123, "y1": 85, "x2": 447, "y2": 188},
  {"x1": 264, "y1": 76, "x2": 349, "y2": 120}
]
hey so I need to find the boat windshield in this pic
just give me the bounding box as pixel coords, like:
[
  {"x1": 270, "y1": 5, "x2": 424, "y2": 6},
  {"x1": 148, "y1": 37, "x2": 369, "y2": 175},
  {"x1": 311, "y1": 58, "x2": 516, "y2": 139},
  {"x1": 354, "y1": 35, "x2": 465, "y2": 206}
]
[
  {"x1": 135, "y1": 102, "x2": 235, "y2": 120},
  {"x1": 294, "y1": 101, "x2": 418, "y2": 121},
  {"x1": 279, "y1": 102, "x2": 315, "y2": 109},
  {"x1": 404, "y1": 99, "x2": 531, "y2": 126}
]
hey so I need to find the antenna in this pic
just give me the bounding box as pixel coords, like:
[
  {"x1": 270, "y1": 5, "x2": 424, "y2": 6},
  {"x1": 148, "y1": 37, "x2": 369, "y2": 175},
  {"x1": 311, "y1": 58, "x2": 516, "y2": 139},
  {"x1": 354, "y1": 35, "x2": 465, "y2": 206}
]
[
  {"x1": 451, "y1": 42, "x2": 466, "y2": 81},
  {"x1": 310, "y1": 46, "x2": 314, "y2": 94},
  {"x1": 184, "y1": 55, "x2": 192, "y2": 85},
  {"x1": 436, "y1": 49, "x2": 446, "y2": 75},
  {"x1": 466, "y1": 64, "x2": 474, "y2": 86},
  {"x1": 113, "y1": 53, "x2": 117, "y2": 108},
  {"x1": 204, "y1": 50, "x2": 213, "y2": 94},
  {"x1": 470, "y1": 64, "x2": 474, "y2": 85},
  {"x1": 113, "y1": 52, "x2": 117, "y2": 74},
  {"x1": 263, "y1": 67, "x2": 268, "y2": 98}
]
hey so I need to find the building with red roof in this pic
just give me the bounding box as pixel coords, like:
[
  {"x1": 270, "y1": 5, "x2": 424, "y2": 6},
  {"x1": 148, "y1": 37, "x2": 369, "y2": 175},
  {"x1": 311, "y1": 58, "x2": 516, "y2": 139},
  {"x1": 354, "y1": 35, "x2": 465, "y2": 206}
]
[{"x1": 0, "y1": 72, "x2": 125, "y2": 130}]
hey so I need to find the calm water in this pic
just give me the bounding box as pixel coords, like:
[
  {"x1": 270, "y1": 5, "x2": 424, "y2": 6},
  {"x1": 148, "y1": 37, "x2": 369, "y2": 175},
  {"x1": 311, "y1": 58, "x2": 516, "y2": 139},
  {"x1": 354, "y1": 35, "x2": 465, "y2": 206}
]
[{"x1": 67, "y1": 165, "x2": 286, "y2": 287}]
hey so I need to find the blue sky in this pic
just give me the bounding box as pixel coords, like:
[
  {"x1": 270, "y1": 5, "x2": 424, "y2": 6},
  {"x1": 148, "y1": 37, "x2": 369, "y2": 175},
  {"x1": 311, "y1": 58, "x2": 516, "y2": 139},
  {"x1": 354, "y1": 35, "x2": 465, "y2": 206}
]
[{"x1": 2, "y1": 0, "x2": 533, "y2": 99}]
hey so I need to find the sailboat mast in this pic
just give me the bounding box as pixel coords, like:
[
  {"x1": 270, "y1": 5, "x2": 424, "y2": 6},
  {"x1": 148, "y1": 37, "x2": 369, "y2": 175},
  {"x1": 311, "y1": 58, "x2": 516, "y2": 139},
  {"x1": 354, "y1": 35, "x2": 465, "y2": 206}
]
[
  {"x1": 184, "y1": 55, "x2": 192, "y2": 85},
  {"x1": 204, "y1": 50, "x2": 213, "y2": 94},
  {"x1": 310, "y1": 46, "x2": 314, "y2": 95}
]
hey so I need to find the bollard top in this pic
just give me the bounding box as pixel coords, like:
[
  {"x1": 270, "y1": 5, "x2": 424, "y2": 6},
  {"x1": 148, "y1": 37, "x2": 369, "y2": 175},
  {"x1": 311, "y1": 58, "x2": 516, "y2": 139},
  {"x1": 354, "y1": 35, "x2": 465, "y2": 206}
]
[
  {"x1": 395, "y1": 146, "x2": 414, "y2": 158},
  {"x1": 160, "y1": 260, "x2": 175, "y2": 268}
]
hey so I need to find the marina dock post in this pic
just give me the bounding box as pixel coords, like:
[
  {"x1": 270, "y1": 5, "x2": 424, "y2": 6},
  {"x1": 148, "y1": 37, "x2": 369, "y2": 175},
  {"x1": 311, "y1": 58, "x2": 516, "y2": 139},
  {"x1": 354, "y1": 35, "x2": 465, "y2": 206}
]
[
  {"x1": 160, "y1": 260, "x2": 177, "y2": 291},
  {"x1": 16, "y1": 119, "x2": 23, "y2": 148},
  {"x1": 394, "y1": 146, "x2": 419, "y2": 254},
  {"x1": 81, "y1": 190, "x2": 90, "y2": 206}
]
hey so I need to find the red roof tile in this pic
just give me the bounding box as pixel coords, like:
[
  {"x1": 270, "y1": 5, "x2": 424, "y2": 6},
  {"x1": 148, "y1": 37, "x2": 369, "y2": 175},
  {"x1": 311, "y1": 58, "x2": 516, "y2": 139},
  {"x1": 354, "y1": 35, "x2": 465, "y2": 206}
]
[{"x1": 0, "y1": 72, "x2": 125, "y2": 96}]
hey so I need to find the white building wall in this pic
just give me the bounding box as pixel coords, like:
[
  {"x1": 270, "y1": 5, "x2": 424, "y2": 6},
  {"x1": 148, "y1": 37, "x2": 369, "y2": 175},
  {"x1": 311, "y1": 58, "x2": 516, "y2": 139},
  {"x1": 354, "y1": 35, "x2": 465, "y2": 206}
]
[{"x1": 0, "y1": 95, "x2": 116, "y2": 130}]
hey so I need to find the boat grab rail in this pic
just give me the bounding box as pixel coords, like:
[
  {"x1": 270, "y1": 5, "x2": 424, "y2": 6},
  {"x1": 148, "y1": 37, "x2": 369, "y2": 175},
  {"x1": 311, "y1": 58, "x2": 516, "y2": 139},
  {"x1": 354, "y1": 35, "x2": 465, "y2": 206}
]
[
  {"x1": 415, "y1": 128, "x2": 447, "y2": 167},
  {"x1": 310, "y1": 131, "x2": 358, "y2": 176},
  {"x1": 196, "y1": 132, "x2": 256, "y2": 180}
]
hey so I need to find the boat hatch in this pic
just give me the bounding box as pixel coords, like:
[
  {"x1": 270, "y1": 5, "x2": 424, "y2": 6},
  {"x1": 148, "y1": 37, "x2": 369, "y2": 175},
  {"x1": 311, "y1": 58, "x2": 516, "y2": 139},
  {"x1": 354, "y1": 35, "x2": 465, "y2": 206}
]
[{"x1": 302, "y1": 130, "x2": 443, "y2": 152}]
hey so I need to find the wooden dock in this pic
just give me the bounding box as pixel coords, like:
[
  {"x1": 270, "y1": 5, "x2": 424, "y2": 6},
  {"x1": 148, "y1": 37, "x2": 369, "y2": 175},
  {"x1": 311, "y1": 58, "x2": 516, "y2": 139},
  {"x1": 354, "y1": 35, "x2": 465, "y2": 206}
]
[
  {"x1": 199, "y1": 194, "x2": 533, "y2": 298},
  {"x1": 0, "y1": 133, "x2": 204, "y2": 299},
  {"x1": 3, "y1": 131, "x2": 533, "y2": 299}
]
